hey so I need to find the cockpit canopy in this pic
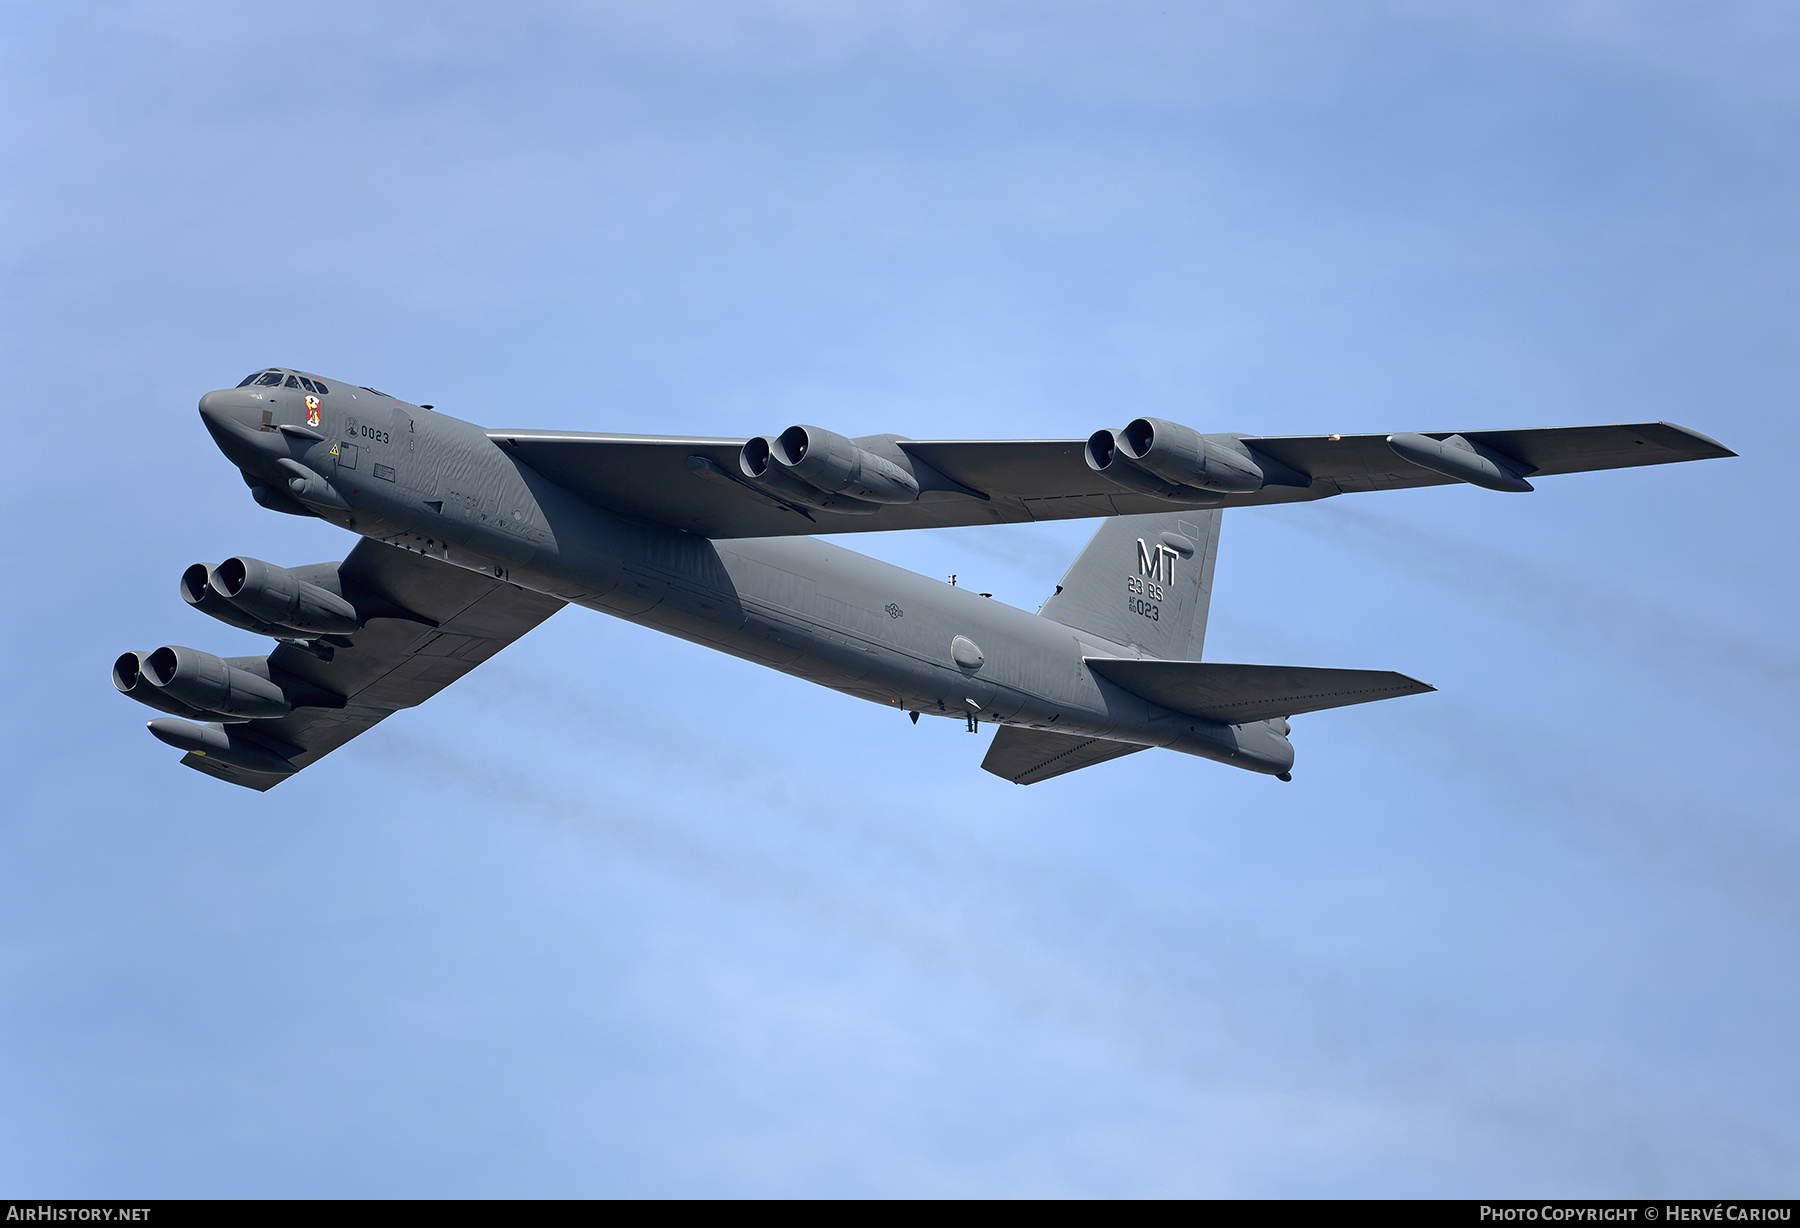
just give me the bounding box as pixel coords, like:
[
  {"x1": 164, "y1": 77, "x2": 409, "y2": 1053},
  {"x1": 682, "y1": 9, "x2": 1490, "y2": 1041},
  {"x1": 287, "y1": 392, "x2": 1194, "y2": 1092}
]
[{"x1": 235, "y1": 369, "x2": 331, "y2": 395}]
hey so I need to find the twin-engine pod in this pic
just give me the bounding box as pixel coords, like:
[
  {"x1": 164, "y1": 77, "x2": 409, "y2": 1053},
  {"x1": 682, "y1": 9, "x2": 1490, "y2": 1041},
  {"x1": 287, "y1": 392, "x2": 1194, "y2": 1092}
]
[
  {"x1": 114, "y1": 637, "x2": 347, "y2": 725},
  {"x1": 772, "y1": 426, "x2": 921, "y2": 504},
  {"x1": 210, "y1": 556, "x2": 359, "y2": 634},
  {"x1": 113, "y1": 650, "x2": 218, "y2": 720},
  {"x1": 137, "y1": 645, "x2": 292, "y2": 719},
  {"x1": 1116, "y1": 418, "x2": 1267, "y2": 493},
  {"x1": 1086, "y1": 418, "x2": 1269, "y2": 500},
  {"x1": 180, "y1": 563, "x2": 289, "y2": 636},
  {"x1": 739, "y1": 426, "x2": 921, "y2": 513}
]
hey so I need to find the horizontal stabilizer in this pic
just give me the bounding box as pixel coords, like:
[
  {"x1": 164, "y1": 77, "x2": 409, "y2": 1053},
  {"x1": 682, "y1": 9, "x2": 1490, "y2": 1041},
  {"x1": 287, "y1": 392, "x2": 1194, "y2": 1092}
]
[
  {"x1": 981, "y1": 725, "x2": 1149, "y2": 785},
  {"x1": 1086, "y1": 658, "x2": 1433, "y2": 724}
]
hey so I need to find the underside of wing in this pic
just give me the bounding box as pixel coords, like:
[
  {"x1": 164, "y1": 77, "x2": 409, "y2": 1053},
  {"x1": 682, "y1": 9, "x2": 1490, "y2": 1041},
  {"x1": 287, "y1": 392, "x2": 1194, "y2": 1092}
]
[
  {"x1": 490, "y1": 419, "x2": 1731, "y2": 540},
  {"x1": 1242, "y1": 421, "x2": 1733, "y2": 493},
  {"x1": 1086, "y1": 659, "x2": 1435, "y2": 725},
  {"x1": 491, "y1": 430, "x2": 1197, "y2": 538},
  {"x1": 176, "y1": 541, "x2": 565, "y2": 790},
  {"x1": 981, "y1": 724, "x2": 1150, "y2": 785}
]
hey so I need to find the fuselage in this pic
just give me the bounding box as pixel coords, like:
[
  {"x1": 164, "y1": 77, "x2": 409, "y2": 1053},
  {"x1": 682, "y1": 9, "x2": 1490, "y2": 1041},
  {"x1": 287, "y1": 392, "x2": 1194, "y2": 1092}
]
[{"x1": 197, "y1": 369, "x2": 1293, "y2": 776}]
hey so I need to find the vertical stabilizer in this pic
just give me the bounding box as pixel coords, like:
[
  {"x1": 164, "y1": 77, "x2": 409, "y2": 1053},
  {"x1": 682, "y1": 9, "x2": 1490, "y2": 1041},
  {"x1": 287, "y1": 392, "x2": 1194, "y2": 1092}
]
[{"x1": 1038, "y1": 510, "x2": 1222, "y2": 659}]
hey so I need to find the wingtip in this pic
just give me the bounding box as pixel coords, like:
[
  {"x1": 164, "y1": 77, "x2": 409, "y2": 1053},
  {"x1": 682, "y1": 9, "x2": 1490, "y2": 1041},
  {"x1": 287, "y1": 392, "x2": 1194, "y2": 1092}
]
[{"x1": 1658, "y1": 422, "x2": 1737, "y2": 458}]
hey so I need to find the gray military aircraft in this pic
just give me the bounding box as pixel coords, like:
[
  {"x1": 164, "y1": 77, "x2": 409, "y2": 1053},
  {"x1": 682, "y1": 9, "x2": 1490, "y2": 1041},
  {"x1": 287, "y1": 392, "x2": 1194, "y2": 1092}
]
[{"x1": 112, "y1": 367, "x2": 1734, "y2": 790}]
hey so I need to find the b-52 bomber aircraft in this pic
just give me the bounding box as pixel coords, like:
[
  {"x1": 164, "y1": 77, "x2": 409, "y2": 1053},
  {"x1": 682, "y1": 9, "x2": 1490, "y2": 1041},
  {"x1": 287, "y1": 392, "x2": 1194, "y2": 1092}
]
[{"x1": 111, "y1": 367, "x2": 1734, "y2": 790}]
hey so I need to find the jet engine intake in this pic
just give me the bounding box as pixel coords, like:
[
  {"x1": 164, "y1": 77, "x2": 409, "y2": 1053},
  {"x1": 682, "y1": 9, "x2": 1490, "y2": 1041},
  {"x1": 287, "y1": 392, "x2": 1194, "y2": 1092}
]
[
  {"x1": 1115, "y1": 418, "x2": 1266, "y2": 494},
  {"x1": 738, "y1": 435, "x2": 881, "y2": 515},
  {"x1": 211, "y1": 556, "x2": 360, "y2": 634},
  {"x1": 113, "y1": 650, "x2": 219, "y2": 720},
  {"x1": 142, "y1": 644, "x2": 292, "y2": 719},
  {"x1": 1085, "y1": 429, "x2": 1225, "y2": 504},
  {"x1": 180, "y1": 563, "x2": 289, "y2": 636},
  {"x1": 765, "y1": 425, "x2": 921, "y2": 504}
]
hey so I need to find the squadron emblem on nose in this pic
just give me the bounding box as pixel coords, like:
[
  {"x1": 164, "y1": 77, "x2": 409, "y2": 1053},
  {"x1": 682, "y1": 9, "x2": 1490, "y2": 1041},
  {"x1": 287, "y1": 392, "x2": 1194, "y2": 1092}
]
[{"x1": 304, "y1": 396, "x2": 321, "y2": 426}]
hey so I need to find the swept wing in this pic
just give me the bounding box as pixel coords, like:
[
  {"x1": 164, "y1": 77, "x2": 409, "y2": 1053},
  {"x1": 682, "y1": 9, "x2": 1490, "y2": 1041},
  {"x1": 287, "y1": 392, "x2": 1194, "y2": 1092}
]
[
  {"x1": 173, "y1": 540, "x2": 565, "y2": 790},
  {"x1": 490, "y1": 421, "x2": 1731, "y2": 539}
]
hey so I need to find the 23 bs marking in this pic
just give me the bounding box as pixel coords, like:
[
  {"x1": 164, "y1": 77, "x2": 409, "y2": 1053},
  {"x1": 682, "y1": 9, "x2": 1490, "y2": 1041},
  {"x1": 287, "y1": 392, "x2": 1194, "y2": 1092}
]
[{"x1": 1127, "y1": 574, "x2": 1164, "y2": 601}]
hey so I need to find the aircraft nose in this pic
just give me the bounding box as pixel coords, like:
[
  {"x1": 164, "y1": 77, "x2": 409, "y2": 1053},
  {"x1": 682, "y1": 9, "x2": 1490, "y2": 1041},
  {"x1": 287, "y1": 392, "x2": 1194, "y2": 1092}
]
[{"x1": 198, "y1": 388, "x2": 251, "y2": 427}]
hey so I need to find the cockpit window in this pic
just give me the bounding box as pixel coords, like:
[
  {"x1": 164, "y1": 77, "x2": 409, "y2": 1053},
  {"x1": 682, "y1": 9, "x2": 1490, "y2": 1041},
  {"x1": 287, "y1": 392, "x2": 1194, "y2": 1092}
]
[
  {"x1": 299, "y1": 377, "x2": 318, "y2": 393},
  {"x1": 284, "y1": 375, "x2": 302, "y2": 388},
  {"x1": 312, "y1": 379, "x2": 329, "y2": 394},
  {"x1": 236, "y1": 373, "x2": 261, "y2": 388},
  {"x1": 255, "y1": 372, "x2": 284, "y2": 387}
]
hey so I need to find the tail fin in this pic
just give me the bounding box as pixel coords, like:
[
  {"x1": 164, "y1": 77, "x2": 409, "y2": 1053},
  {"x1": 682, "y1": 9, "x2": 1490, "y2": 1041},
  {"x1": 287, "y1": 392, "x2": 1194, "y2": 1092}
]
[{"x1": 1038, "y1": 510, "x2": 1222, "y2": 659}]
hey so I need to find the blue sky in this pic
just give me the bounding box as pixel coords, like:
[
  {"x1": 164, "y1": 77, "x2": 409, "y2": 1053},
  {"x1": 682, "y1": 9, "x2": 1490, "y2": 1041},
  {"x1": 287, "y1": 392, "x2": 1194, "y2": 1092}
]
[{"x1": 3, "y1": 0, "x2": 1796, "y2": 1196}]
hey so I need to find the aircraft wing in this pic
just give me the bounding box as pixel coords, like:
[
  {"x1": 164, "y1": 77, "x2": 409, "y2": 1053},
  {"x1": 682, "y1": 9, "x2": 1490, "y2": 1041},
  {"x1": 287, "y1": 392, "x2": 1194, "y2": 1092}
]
[
  {"x1": 178, "y1": 540, "x2": 566, "y2": 791},
  {"x1": 490, "y1": 420, "x2": 1732, "y2": 539},
  {"x1": 1242, "y1": 420, "x2": 1734, "y2": 491}
]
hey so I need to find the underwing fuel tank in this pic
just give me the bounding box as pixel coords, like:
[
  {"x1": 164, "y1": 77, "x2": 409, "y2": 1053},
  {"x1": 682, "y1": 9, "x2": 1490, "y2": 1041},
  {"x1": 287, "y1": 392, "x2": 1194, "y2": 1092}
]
[
  {"x1": 1386, "y1": 432, "x2": 1535, "y2": 493},
  {"x1": 145, "y1": 718, "x2": 296, "y2": 776}
]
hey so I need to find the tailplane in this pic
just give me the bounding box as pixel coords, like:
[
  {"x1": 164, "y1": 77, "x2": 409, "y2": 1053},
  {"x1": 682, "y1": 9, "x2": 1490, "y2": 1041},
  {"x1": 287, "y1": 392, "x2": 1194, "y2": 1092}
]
[
  {"x1": 1084, "y1": 659, "x2": 1434, "y2": 723},
  {"x1": 981, "y1": 726, "x2": 1149, "y2": 785},
  {"x1": 1038, "y1": 509, "x2": 1222, "y2": 658}
]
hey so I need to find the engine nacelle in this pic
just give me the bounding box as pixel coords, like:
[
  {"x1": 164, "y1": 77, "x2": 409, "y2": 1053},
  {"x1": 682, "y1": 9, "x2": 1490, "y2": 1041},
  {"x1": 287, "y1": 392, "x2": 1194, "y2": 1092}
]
[
  {"x1": 145, "y1": 718, "x2": 296, "y2": 776},
  {"x1": 180, "y1": 563, "x2": 289, "y2": 636},
  {"x1": 211, "y1": 556, "x2": 359, "y2": 634},
  {"x1": 1114, "y1": 418, "x2": 1266, "y2": 494},
  {"x1": 1084, "y1": 429, "x2": 1223, "y2": 503},
  {"x1": 762, "y1": 425, "x2": 921, "y2": 505},
  {"x1": 142, "y1": 645, "x2": 292, "y2": 719},
  {"x1": 737, "y1": 436, "x2": 881, "y2": 515},
  {"x1": 112, "y1": 650, "x2": 220, "y2": 721}
]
